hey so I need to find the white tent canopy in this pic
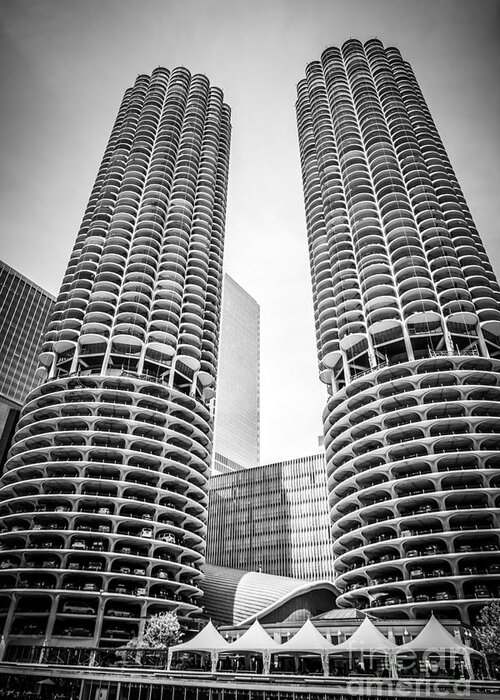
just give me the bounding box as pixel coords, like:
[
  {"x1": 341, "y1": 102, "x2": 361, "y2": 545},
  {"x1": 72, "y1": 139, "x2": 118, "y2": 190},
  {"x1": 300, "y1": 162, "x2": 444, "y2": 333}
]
[
  {"x1": 395, "y1": 614, "x2": 479, "y2": 655},
  {"x1": 394, "y1": 613, "x2": 483, "y2": 679},
  {"x1": 167, "y1": 621, "x2": 229, "y2": 672},
  {"x1": 270, "y1": 619, "x2": 336, "y2": 654},
  {"x1": 329, "y1": 616, "x2": 396, "y2": 653},
  {"x1": 270, "y1": 618, "x2": 336, "y2": 677},
  {"x1": 220, "y1": 620, "x2": 280, "y2": 674},
  {"x1": 222, "y1": 619, "x2": 280, "y2": 652},
  {"x1": 165, "y1": 613, "x2": 484, "y2": 680},
  {"x1": 169, "y1": 620, "x2": 230, "y2": 654},
  {"x1": 328, "y1": 616, "x2": 398, "y2": 676}
]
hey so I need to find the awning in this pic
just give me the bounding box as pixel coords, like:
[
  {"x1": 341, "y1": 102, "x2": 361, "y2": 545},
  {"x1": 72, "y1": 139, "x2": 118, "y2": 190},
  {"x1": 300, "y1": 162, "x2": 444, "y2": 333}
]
[
  {"x1": 222, "y1": 619, "x2": 280, "y2": 653},
  {"x1": 329, "y1": 616, "x2": 396, "y2": 654},
  {"x1": 167, "y1": 620, "x2": 229, "y2": 671},
  {"x1": 169, "y1": 620, "x2": 229, "y2": 654},
  {"x1": 394, "y1": 614, "x2": 483, "y2": 680},
  {"x1": 395, "y1": 614, "x2": 481, "y2": 655},
  {"x1": 270, "y1": 619, "x2": 336, "y2": 655},
  {"x1": 219, "y1": 619, "x2": 280, "y2": 674}
]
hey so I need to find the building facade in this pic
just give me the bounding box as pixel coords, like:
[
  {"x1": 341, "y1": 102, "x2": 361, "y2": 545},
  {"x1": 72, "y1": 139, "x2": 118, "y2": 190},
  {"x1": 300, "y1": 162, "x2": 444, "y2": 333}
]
[
  {"x1": 0, "y1": 261, "x2": 55, "y2": 466},
  {"x1": 297, "y1": 39, "x2": 500, "y2": 623},
  {"x1": 213, "y1": 274, "x2": 260, "y2": 474},
  {"x1": 0, "y1": 66, "x2": 231, "y2": 648},
  {"x1": 207, "y1": 454, "x2": 335, "y2": 580}
]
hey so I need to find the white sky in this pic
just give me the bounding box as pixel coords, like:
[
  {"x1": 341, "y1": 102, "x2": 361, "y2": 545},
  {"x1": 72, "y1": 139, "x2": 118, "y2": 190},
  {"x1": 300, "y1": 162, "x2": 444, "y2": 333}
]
[{"x1": 0, "y1": 0, "x2": 499, "y2": 464}]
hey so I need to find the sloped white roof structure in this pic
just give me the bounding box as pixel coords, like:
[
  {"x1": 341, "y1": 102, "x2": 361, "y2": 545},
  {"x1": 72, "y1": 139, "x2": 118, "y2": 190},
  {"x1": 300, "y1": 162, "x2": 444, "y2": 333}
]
[
  {"x1": 222, "y1": 620, "x2": 280, "y2": 652},
  {"x1": 395, "y1": 614, "x2": 481, "y2": 655},
  {"x1": 271, "y1": 618, "x2": 336, "y2": 655},
  {"x1": 329, "y1": 616, "x2": 395, "y2": 653},
  {"x1": 201, "y1": 564, "x2": 337, "y2": 626},
  {"x1": 168, "y1": 620, "x2": 229, "y2": 654}
]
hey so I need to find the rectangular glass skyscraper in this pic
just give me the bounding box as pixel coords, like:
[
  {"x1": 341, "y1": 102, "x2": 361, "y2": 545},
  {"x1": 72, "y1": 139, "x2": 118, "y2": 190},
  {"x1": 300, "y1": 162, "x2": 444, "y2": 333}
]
[
  {"x1": 213, "y1": 274, "x2": 260, "y2": 473},
  {"x1": 207, "y1": 453, "x2": 334, "y2": 580},
  {"x1": 297, "y1": 39, "x2": 500, "y2": 625},
  {"x1": 0, "y1": 261, "x2": 55, "y2": 465},
  {"x1": 0, "y1": 261, "x2": 55, "y2": 405}
]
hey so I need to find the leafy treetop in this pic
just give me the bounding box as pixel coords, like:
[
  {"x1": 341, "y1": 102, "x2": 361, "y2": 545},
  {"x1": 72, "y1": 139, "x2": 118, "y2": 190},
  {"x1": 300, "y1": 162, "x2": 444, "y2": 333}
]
[
  {"x1": 124, "y1": 611, "x2": 182, "y2": 651},
  {"x1": 474, "y1": 601, "x2": 500, "y2": 657}
]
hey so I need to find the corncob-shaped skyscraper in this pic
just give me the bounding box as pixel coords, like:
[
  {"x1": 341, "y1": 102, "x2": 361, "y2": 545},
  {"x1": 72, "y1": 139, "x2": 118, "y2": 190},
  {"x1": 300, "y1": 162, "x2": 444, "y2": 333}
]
[
  {"x1": 0, "y1": 66, "x2": 231, "y2": 646},
  {"x1": 297, "y1": 39, "x2": 500, "y2": 624}
]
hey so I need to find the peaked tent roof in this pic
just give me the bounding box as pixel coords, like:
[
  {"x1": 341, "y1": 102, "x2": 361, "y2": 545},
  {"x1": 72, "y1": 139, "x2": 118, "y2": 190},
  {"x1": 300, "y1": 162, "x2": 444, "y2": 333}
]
[
  {"x1": 222, "y1": 619, "x2": 280, "y2": 652},
  {"x1": 169, "y1": 620, "x2": 230, "y2": 653},
  {"x1": 330, "y1": 616, "x2": 396, "y2": 653},
  {"x1": 395, "y1": 614, "x2": 481, "y2": 655},
  {"x1": 271, "y1": 618, "x2": 336, "y2": 655}
]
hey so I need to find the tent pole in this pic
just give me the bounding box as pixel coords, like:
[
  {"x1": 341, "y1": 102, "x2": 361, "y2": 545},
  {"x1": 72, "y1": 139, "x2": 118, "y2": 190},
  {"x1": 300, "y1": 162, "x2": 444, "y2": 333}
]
[
  {"x1": 484, "y1": 653, "x2": 493, "y2": 680},
  {"x1": 464, "y1": 651, "x2": 474, "y2": 680},
  {"x1": 321, "y1": 651, "x2": 329, "y2": 677},
  {"x1": 389, "y1": 652, "x2": 398, "y2": 679},
  {"x1": 263, "y1": 651, "x2": 271, "y2": 675}
]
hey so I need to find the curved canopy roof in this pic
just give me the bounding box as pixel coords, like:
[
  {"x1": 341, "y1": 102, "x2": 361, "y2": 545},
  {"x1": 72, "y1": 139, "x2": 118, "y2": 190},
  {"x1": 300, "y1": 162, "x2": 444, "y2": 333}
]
[
  {"x1": 222, "y1": 620, "x2": 280, "y2": 652},
  {"x1": 395, "y1": 614, "x2": 481, "y2": 655},
  {"x1": 201, "y1": 564, "x2": 337, "y2": 626},
  {"x1": 169, "y1": 620, "x2": 229, "y2": 654},
  {"x1": 330, "y1": 616, "x2": 395, "y2": 654},
  {"x1": 271, "y1": 618, "x2": 336, "y2": 655}
]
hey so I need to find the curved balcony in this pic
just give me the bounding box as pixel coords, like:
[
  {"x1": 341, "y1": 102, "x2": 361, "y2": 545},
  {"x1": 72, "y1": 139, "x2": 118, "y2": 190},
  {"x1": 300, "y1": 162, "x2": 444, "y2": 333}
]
[
  {"x1": 0, "y1": 71, "x2": 204, "y2": 644},
  {"x1": 1, "y1": 370, "x2": 213, "y2": 644},
  {"x1": 324, "y1": 357, "x2": 500, "y2": 623}
]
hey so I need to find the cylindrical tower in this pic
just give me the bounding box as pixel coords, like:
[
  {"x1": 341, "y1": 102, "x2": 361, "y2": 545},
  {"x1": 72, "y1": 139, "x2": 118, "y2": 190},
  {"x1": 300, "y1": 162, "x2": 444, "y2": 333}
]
[
  {"x1": 297, "y1": 39, "x2": 500, "y2": 624},
  {"x1": 0, "y1": 66, "x2": 231, "y2": 648}
]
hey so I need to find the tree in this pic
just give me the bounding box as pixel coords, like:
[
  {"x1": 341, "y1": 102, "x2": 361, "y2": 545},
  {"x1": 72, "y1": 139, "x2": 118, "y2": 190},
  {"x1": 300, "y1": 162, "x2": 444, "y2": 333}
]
[
  {"x1": 474, "y1": 601, "x2": 500, "y2": 658},
  {"x1": 118, "y1": 611, "x2": 182, "y2": 664},
  {"x1": 140, "y1": 610, "x2": 182, "y2": 648}
]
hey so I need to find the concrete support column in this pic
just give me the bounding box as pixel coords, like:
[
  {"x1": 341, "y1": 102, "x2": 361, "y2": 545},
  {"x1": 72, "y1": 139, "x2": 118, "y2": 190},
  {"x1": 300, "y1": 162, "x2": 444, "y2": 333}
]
[
  {"x1": 48, "y1": 353, "x2": 58, "y2": 380},
  {"x1": 2, "y1": 594, "x2": 18, "y2": 644},
  {"x1": 477, "y1": 327, "x2": 489, "y2": 358},
  {"x1": 168, "y1": 359, "x2": 177, "y2": 388},
  {"x1": 44, "y1": 595, "x2": 59, "y2": 641},
  {"x1": 189, "y1": 371, "x2": 198, "y2": 398},
  {"x1": 101, "y1": 341, "x2": 112, "y2": 374},
  {"x1": 341, "y1": 351, "x2": 351, "y2": 386},
  {"x1": 137, "y1": 346, "x2": 147, "y2": 376},
  {"x1": 70, "y1": 348, "x2": 80, "y2": 374}
]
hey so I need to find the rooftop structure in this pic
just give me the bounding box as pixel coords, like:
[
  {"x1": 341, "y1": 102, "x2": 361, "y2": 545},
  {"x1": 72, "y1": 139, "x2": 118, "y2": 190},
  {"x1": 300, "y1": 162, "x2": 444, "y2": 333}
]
[{"x1": 200, "y1": 563, "x2": 337, "y2": 626}]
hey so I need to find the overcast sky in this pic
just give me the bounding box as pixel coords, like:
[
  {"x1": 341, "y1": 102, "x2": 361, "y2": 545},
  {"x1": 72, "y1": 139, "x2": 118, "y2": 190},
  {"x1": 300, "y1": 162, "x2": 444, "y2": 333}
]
[{"x1": 0, "y1": 0, "x2": 499, "y2": 464}]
